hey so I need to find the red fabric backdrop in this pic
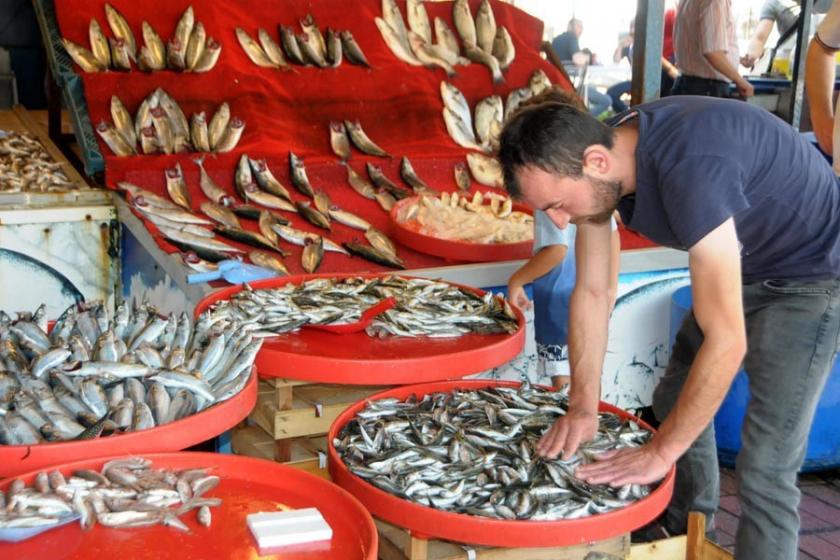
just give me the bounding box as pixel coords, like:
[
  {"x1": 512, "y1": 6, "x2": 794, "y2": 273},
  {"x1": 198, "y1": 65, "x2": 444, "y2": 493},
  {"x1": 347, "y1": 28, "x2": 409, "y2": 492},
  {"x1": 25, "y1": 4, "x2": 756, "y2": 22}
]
[{"x1": 54, "y1": 0, "x2": 655, "y2": 276}]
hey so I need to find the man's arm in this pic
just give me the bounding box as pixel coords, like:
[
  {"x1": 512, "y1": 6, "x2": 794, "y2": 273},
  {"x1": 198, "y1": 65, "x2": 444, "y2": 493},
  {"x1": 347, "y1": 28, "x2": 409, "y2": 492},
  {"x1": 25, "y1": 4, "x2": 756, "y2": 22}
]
[
  {"x1": 704, "y1": 52, "x2": 754, "y2": 97},
  {"x1": 806, "y1": 34, "x2": 839, "y2": 154},
  {"x1": 661, "y1": 56, "x2": 680, "y2": 79},
  {"x1": 742, "y1": 18, "x2": 774, "y2": 68},
  {"x1": 537, "y1": 221, "x2": 614, "y2": 459},
  {"x1": 508, "y1": 245, "x2": 569, "y2": 310},
  {"x1": 577, "y1": 218, "x2": 747, "y2": 485}
]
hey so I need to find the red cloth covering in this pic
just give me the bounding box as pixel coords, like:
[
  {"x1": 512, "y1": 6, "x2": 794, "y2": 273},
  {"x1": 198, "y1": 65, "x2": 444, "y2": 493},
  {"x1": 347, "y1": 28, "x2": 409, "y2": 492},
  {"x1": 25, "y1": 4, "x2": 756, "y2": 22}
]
[{"x1": 54, "y1": 0, "x2": 655, "y2": 275}]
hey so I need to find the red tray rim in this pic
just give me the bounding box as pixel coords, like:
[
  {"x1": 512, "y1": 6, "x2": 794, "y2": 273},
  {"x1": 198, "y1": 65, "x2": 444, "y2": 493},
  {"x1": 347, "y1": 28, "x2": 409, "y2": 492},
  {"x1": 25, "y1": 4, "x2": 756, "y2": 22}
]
[
  {"x1": 327, "y1": 379, "x2": 676, "y2": 548},
  {"x1": 194, "y1": 273, "x2": 526, "y2": 384},
  {"x1": 388, "y1": 196, "x2": 534, "y2": 263},
  {"x1": 0, "y1": 451, "x2": 378, "y2": 560},
  {"x1": 0, "y1": 369, "x2": 257, "y2": 478}
]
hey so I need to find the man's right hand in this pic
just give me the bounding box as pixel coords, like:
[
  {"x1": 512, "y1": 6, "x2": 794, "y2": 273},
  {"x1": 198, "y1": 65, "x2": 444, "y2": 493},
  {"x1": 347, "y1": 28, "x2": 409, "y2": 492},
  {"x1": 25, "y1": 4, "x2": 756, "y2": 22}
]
[
  {"x1": 536, "y1": 407, "x2": 599, "y2": 460},
  {"x1": 735, "y1": 78, "x2": 754, "y2": 99},
  {"x1": 507, "y1": 281, "x2": 531, "y2": 310},
  {"x1": 740, "y1": 53, "x2": 756, "y2": 69}
]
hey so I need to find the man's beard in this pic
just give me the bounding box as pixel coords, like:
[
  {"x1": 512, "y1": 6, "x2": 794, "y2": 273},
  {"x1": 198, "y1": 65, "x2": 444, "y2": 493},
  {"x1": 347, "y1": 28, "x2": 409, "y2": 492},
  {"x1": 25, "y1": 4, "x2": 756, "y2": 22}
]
[{"x1": 572, "y1": 176, "x2": 622, "y2": 225}]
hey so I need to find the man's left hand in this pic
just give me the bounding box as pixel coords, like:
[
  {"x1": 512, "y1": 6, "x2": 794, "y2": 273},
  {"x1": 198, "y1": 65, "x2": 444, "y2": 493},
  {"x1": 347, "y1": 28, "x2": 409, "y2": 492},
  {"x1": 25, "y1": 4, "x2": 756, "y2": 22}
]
[{"x1": 575, "y1": 444, "x2": 673, "y2": 486}]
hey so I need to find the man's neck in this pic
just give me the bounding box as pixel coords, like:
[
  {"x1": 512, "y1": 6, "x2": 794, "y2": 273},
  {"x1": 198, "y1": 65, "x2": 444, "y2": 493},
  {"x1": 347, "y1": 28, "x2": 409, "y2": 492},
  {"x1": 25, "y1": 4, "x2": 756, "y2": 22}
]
[{"x1": 612, "y1": 122, "x2": 639, "y2": 197}]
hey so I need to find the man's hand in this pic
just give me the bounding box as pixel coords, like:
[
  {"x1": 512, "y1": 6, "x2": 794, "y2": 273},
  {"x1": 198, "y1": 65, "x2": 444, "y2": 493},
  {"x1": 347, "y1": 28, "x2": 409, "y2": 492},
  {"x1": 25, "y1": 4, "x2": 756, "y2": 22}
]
[
  {"x1": 740, "y1": 53, "x2": 756, "y2": 69},
  {"x1": 537, "y1": 408, "x2": 598, "y2": 460},
  {"x1": 575, "y1": 443, "x2": 673, "y2": 486},
  {"x1": 507, "y1": 281, "x2": 531, "y2": 310},
  {"x1": 735, "y1": 78, "x2": 754, "y2": 98}
]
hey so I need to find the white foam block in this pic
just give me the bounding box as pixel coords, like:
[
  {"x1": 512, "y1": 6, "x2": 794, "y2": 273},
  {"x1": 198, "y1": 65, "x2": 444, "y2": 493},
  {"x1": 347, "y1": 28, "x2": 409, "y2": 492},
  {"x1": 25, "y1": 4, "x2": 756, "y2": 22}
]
[{"x1": 247, "y1": 508, "x2": 333, "y2": 549}]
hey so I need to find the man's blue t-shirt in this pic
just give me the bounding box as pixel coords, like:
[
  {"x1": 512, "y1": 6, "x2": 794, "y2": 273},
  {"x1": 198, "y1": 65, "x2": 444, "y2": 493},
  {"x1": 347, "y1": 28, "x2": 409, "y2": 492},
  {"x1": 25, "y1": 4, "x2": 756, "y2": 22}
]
[
  {"x1": 552, "y1": 31, "x2": 579, "y2": 63},
  {"x1": 614, "y1": 96, "x2": 840, "y2": 283}
]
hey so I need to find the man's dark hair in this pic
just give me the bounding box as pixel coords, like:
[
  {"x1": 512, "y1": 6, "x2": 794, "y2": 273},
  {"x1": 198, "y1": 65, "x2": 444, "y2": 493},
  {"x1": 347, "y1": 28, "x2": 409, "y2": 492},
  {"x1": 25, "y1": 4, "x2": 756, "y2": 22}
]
[{"x1": 498, "y1": 101, "x2": 616, "y2": 199}]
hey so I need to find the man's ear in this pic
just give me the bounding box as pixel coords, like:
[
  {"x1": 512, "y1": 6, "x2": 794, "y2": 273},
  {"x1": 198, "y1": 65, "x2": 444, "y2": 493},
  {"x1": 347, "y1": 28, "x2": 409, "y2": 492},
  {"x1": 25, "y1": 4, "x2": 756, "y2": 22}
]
[{"x1": 582, "y1": 145, "x2": 611, "y2": 176}]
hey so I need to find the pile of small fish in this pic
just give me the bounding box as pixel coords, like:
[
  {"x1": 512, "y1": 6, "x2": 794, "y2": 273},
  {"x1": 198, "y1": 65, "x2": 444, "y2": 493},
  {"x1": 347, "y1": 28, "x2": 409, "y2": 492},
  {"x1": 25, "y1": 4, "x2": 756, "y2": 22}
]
[
  {"x1": 237, "y1": 14, "x2": 369, "y2": 69},
  {"x1": 335, "y1": 383, "x2": 653, "y2": 521},
  {"x1": 62, "y1": 5, "x2": 220, "y2": 73},
  {"x1": 0, "y1": 457, "x2": 220, "y2": 531},
  {"x1": 97, "y1": 88, "x2": 243, "y2": 156},
  {"x1": 0, "y1": 132, "x2": 79, "y2": 193},
  {"x1": 377, "y1": 0, "x2": 514, "y2": 83},
  {"x1": 396, "y1": 191, "x2": 532, "y2": 245},
  {"x1": 0, "y1": 301, "x2": 260, "y2": 445},
  {"x1": 440, "y1": 70, "x2": 552, "y2": 155},
  {"x1": 211, "y1": 276, "x2": 519, "y2": 338}
]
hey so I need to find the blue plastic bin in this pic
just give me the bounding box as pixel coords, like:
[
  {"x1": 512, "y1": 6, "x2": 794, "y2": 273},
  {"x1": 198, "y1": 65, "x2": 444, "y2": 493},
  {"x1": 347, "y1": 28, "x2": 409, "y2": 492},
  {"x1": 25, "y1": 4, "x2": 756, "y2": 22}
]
[{"x1": 670, "y1": 285, "x2": 840, "y2": 472}]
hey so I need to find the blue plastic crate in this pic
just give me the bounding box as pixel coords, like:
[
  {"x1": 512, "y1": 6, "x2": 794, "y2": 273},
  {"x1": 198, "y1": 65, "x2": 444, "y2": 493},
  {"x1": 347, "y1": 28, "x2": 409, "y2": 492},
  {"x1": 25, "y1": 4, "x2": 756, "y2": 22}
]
[
  {"x1": 63, "y1": 75, "x2": 105, "y2": 176},
  {"x1": 33, "y1": 0, "x2": 76, "y2": 87}
]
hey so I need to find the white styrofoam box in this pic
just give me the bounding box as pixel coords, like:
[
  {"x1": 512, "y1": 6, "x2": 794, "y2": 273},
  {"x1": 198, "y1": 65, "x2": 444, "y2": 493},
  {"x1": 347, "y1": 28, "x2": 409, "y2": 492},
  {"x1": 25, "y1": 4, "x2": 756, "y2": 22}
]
[{"x1": 247, "y1": 508, "x2": 332, "y2": 549}]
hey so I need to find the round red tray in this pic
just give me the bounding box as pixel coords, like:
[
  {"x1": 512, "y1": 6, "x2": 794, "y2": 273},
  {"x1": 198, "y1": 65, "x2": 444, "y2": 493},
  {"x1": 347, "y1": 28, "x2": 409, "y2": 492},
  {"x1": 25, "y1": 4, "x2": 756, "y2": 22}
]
[
  {"x1": 388, "y1": 196, "x2": 534, "y2": 262},
  {"x1": 0, "y1": 370, "x2": 257, "y2": 478},
  {"x1": 328, "y1": 380, "x2": 675, "y2": 548},
  {"x1": 0, "y1": 451, "x2": 377, "y2": 560},
  {"x1": 194, "y1": 274, "x2": 525, "y2": 385}
]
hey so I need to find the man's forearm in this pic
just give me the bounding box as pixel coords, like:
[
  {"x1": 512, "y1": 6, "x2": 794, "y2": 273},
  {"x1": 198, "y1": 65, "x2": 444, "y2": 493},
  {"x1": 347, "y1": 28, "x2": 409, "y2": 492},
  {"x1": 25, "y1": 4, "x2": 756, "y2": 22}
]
[
  {"x1": 567, "y1": 287, "x2": 611, "y2": 412},
  {"x1": 653, "y1": 334, "x2": 745, "y2": 462},
  {"x1": 704, "y1": 51, "x2": 746, "y2": 86},
  {"x1": 806, "y1": 38, "x2": 838, "y2": 146}
]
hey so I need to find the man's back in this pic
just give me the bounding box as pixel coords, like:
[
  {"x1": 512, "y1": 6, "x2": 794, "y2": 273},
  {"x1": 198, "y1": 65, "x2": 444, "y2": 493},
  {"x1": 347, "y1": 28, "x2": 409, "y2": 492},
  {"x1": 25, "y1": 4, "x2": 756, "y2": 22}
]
[{"x1": 552, "y1": 31, "x2": 579, "y2": 63}]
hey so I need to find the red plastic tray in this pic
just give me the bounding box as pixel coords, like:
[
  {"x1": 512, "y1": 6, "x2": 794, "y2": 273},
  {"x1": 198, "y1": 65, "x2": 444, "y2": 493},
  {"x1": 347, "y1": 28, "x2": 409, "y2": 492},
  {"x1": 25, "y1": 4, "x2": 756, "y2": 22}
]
[
  {"x1": 194, "y1": 274, "x2": 525, "y2": 384},
  {"x1": 389, "y1": 196, "x2": 534, "y2": 262},
  {"x1": 328, "y1": 380, "x2": 675, "y2": 548},
  {"x1": 0, "y1": 451, "x2": 377, "y2": 560},
  {"x1": 0, "y1": 370, "x2": 257, "y2": 478}
]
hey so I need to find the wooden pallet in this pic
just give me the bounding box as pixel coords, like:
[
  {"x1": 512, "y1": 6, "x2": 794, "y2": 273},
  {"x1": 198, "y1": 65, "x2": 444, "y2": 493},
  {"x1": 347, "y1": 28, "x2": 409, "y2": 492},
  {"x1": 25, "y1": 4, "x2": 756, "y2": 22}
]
[
  {"x1": 376, "y1": 518, "x2": 629, "y2": 560},
  {"x1": 248, "y1": 378, "x2": 391, "y2": 460},
  {"x1": 230, "y1": 424, "x2": 330, "y2": 480}
]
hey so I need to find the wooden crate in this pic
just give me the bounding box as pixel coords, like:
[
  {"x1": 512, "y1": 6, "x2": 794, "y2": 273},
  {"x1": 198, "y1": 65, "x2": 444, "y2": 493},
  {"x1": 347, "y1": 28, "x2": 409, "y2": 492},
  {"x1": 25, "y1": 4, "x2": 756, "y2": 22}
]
[
  {"x1": 249, "y1": 378, "x2": 390, "y2": 452},
  {"x1": 376, "y1": 518, "x2": 630, "y2": 560},
  {"x1": 629, "y1": 513, "x2": 733, "y2": 560},
  {"x1": 231, "y1": 424, "x2": 330, "y2": 480}
]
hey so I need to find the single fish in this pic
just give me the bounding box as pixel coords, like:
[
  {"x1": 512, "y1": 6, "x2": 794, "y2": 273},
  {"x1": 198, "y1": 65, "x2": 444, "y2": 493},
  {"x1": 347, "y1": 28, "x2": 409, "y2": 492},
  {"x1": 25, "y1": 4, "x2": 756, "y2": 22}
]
[
  {"x1": 296, "y1": 201, "x2": 331, "y2": 231},
  {"x1": 346, "y1": 165, "x2": 376, "y2": 200},
  {"x1": 250, "y1": 250, "x2": 289, "y2": 276},
  {"x1": 236, "y1": 27, "x2": 277, "y2": 68},
  {"x1": 258, "y1": 28, "x2": 288, "y2": 68},
  {"x1": 279, "y1": 26, "x2": 306, "y2": 65},
  {"x1": 158, "y1": 227, "x2": 243, "y2": 254},
  {"x1": 191, "y1": 112, "x2": 211, "y2": 152},
  {"x1": 375, "y1": 17, "x2": 422, "y2": 67},
  {"x1": 465, "y1": 44, "x2": 504, "y2": 84},
  {"x1": 151, "y1": 106, "x2": 174, "y2": 154},
  {"x1": 62, "y1": 39, "x2": 104, "y2": 73},
  {"x1": 297, "y1": 33, "x2": 328, "y2": 67},
  {"x1": 271, "y1": 223, "x2": 348, "y2": 255},
  {"x1": 141, "y1": 21, "x2": 166, "y2": 70},
  {"x1": 466, "y1": 153, "x2": 503, "y2": 188},
  {"x1": 165, "y1": 164, "x2": 192, "y2": 210},
  {"x1": 194, "y1": 156, "x2": 234, "y2": 206},
  {"x1": 105, "y1": 3, "x2": 136, "y2": 58},
  {"x1": 365, "y1": 227, "x2": 399, "y2": 260},
  {"x1": 505, "y1": 87, "x2": 532, "y2": 118},
  {"x1": 89, "y1": 19, "x2": 111, "y2": 68},
  {"x1": 454, "y1": 162, "x2": 471, "y2": 191},
  {"x1": 475, "y1": 0, "x2": 497, "y2": 54},
  {"x1": 173, "y1": 5, "x2": 195, "y2": 61},
  {"x1": 232, "y1": 203, "x2": 282, "y2": 222},
  {"x1": 242, "y1": 182, "x2": 296, "y2": 213},
  {"x1": 443, "y1": 106, "x2": 488, "y2": 152},
  {"x1": 185, "y1": 22, "x2": 206, "y2": 71},
  {"x1": 167, "y1": 37, "x2": 186, "y2": 70},
  {"x1": 345, "y1": 120, "x2": 390, "y2": 158},
  {"x1": 208, "y1": 102, "x2": 231, "y2": 151},
  {"x1": 400, "y1": 156, "x2": 433, "y2": 193},
  {"x1": 156, "y1": 88, "x2": 190, "y2": 139},
  {"x1": 381, "y1": 0, "x2": 412, "y2": 53},
  {"x1": 344, "y1": 241, "x2": 406, "y2": 269},
  {"x1": 435, "y1": 17, "x2": 461, "y2": 57},
  {"x1": 134, "y1": 197, "x2": 210, "y2": 225},
  {"x1": 300, "y1": 14, "x2": 327, "y2": 58},
  {"x1": 330, "y1": 121, "x2": 352, "y2": 160},
  {"x1": 325, "y1": 28, "x2": 342, "y2": 67},
  {"x1": 493, "y1": 26, "x2": 515, "y2": 70},
  {"x1": 215, "y1": 117, "x2": 245, "y2": 153},
  {"x1": 407, "y1": 0, "x2": 432, "y2": 43},
  {"x1": 366, "y1": 163, "x2": 412, "y2": 200},
  {"x1": 340, "y1": 31, "x2": 370, "y2": 67},
  {"x1": 111, "y1": 96, "x2": 136, "y2": 147},
  {"x1": 474, "y1": 95, "x2": 504, "y2": 146},
  {"x1": 374, "y1": 188, "x2": 396, "y2": 211},
  {"x1": 408, "y1": 32, "x2": 456, "y2": 77},
  {"x1": 201, "y1": 201, "x2": 240, "y2": 229},
  {"x1": 96, "y1": 122, "x2": 136, "y2": 156},
  {"x1": 249, "y1": 158, "x2": 293, "y2": 202},
  {"x1": 328, "y1": 206, "x2": 371, "y2": 231},
  {"x1": 313, "y1": 189, "x2": 333, "y2": 214},
  {"x1": 440, "y1": 82, "x2": 473, "y2": 128},
  {"x1": 453, "y1": 0, "x2": 478, "y2": 47},
  {"x1": 301, "y1": 236, "x2": 324, "y2": 273},
  {"x1": 197, "y1": 505, "x2": 211, "y2": 527},
  {"x1": 110, "y1": 37, "x2": 133, "y2": 71},
  {"x1": 258, "y1": 210, "x2": 280, "y2": 245},
  {"x1": 193, "y1": 38, "x2": 221, "y2": 73},
  {"x1": 214, "y1": 226, "x2": 285, "y2": 254},
  {"x1": 289, "y1": 152, "x2": 315, "y2": 197}
]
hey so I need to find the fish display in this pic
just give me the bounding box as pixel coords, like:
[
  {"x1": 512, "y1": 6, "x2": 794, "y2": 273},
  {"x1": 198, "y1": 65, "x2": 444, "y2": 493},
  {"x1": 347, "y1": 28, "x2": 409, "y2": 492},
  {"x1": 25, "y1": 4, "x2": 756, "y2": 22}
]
[
  {"x1": 0, "y1": 132, "x2": 79, "y2": 192},
  {"x1": 208, "y1": 276, "x2": 518, "y2": 338},
  {"x1": 236, "y1": 15, "x2": 368, "y2": 69},
  {"x1": 335, "y1": 383, "x2": 653, "y2": 521},
  {"x1": 0, "y1": 457, "x2": 221, "y2": 531},
  {"x1": 395, "y1": 191, "x2": 532, "y2": 245},
  {"x1": 97, "y1": 89, "x2": 244, "y2": 156},
  {"x1": 376, "y1": 0, "x2": 514, "y2": 82},
  {"x1": 0, "y1": 300, "x2": 260, "y2": 445},
  {"x1": 63, "y1": 6, "x2": 220, "y2": 73}
]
